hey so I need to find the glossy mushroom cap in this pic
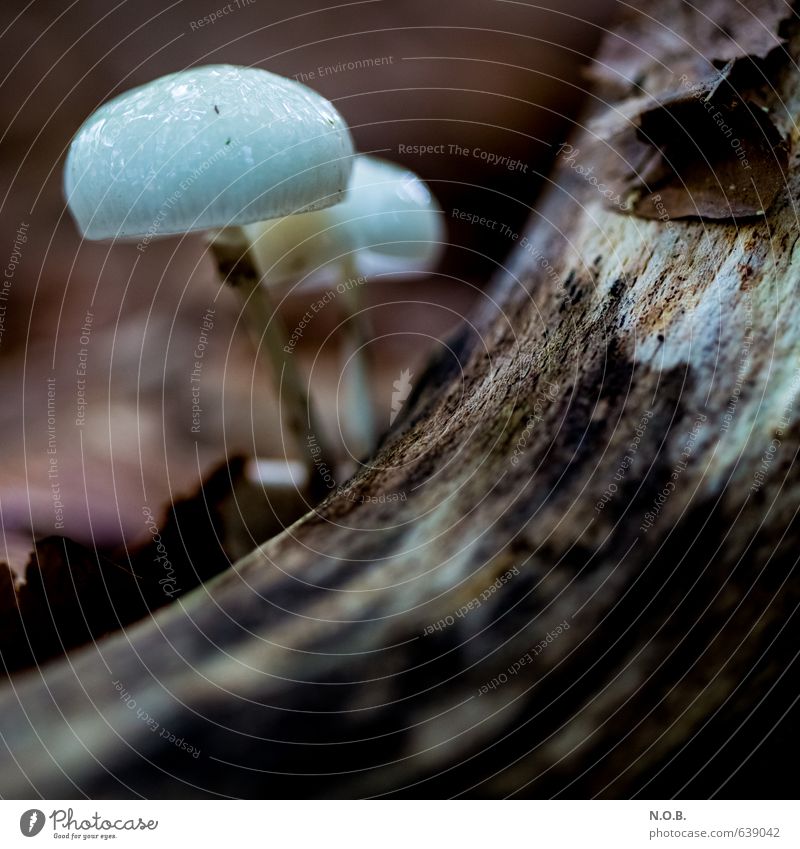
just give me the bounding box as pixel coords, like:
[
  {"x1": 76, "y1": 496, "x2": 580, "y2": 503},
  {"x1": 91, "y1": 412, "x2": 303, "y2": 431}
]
[
  {"x1": 64, "y1": 64, "x2": 354, "y2": 240},
  {"x1": 244, "y1": 155, "x2": 445, "y2": 286}
]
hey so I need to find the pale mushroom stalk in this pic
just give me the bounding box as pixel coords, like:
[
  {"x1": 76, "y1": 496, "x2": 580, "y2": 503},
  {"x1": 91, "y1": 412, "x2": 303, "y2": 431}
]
[
  {"x1": 244, "y1": 155, "x2": 444, "y2": 459},
  {"x1": 64, "y1": 64, "x2": 355, "y2": 498},
  {"x1": 210, "y1": 234, "x2": 336, "y2": 496},
  {"x1": 338, "y1": 254, "x2": 376, "y2": 460}
]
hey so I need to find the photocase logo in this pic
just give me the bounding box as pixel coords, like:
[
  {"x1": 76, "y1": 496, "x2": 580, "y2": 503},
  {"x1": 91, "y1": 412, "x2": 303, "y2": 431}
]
[
  {"x1": 19, "y1": 809, "x2": 45, "y2": 837},
  {"x1": 390, "y1": 368, "x2": 413, "y2": 425}
]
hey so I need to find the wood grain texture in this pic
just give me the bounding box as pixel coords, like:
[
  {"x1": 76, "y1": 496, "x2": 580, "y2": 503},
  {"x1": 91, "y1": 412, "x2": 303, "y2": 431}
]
[{"x1": 1, "y1": 0, "x2": 799, "y2": 798}]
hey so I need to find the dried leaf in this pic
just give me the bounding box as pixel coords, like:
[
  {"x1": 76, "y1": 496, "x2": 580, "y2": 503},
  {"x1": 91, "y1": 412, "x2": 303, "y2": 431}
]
[
  {"x1": 0, "y1": 458, "x2": 304, "y2": 676},
  {"x1": 593, "y1": 63, "x2": 789, "y2": 220}
]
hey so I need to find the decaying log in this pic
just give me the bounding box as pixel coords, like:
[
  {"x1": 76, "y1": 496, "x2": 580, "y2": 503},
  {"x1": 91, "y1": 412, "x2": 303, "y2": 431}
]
[{"x1": 1, "y1": 0, "x2": 799, "y2": 798}]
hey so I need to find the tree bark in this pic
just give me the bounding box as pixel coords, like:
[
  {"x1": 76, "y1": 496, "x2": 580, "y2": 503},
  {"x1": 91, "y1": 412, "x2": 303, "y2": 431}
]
[{"x1": 1, "y1": 0, "x2": 799, "y2": 798}]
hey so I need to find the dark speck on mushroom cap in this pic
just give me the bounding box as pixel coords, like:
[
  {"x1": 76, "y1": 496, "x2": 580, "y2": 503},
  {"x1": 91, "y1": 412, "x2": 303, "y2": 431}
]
[{"x1": 63, "y1": 64, "x2": 355, "y2": 240}]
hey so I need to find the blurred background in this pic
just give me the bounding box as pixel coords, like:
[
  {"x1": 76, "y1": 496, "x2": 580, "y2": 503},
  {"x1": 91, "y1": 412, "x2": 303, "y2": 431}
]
[{"x1": 0, "y1": 0, "x2": 618, "y2": 579}]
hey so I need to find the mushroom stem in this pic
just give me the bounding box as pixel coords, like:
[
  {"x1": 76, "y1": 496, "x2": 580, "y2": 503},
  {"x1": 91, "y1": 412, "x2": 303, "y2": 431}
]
[
  {"x1": 210, "y1": 238, "x2": 337, "y2": 500},
  {"x1": 339, "y1": 256, "x2": 377, "y2": 459}
]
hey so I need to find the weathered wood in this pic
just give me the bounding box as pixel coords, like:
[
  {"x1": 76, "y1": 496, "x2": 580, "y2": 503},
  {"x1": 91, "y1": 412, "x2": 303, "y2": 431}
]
[{"x1": 1, "y1": 0, "x2": 799, "y2": 797}]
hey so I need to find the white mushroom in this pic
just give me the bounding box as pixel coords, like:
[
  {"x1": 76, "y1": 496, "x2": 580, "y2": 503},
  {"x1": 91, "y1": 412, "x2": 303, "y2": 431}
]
[
  {"x1": 243, "y1": 155, "x2": 444, "y2": 454},
  {"x1": 64, "y1": 64, "x2": 352, "y2": 239},
  {"x1": 243, "y1": 155, "x2": 444, "y2": 286},
  {"x1": 64, "y1": 64, "x2": 354, "y2": 495}
]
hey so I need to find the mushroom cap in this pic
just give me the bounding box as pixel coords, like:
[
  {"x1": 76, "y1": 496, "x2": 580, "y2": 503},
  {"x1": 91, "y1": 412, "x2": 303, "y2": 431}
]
[
  {"x1": 64, "y1": 64, "x2": 354, "y2": 240},
  {"x1": 244, "y1": 155, "x2": 444, "y2": 287}
]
